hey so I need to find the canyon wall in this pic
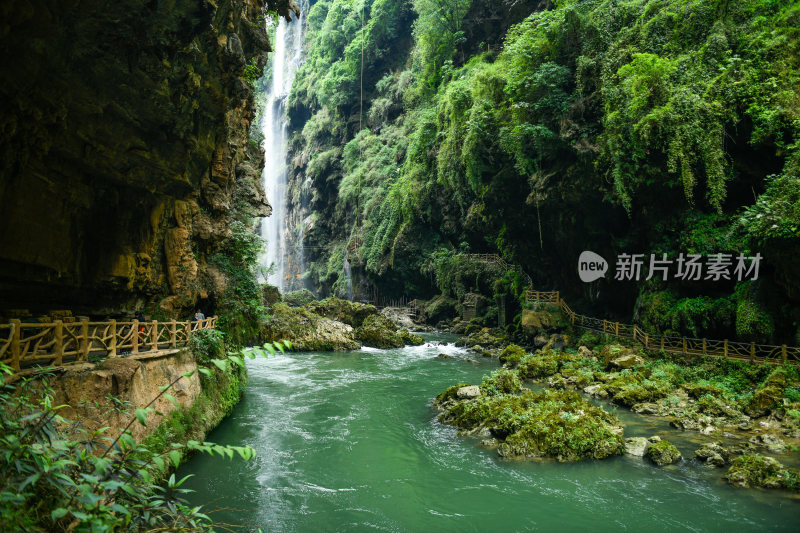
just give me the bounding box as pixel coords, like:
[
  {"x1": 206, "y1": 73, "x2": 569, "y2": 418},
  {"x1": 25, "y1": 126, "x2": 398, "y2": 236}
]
[{"x1": 0, "y1": 0, "x2": 296, "y2": 318}]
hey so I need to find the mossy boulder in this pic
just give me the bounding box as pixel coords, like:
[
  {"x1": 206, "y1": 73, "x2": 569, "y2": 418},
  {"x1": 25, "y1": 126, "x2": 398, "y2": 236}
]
[
  {"x1": 437, "y1": 388, "x2": 624, "y2": 462},
  {"x1": 423, "y1": 294, "x2": 458, "y2": 324},
  {"x1": 459, "y1": 327, "x2": 508, "y2": 350},
  {"x1": 307, "y1": 297, "x2": 378, "y2": 327},
  {"x1": 644, "y1": 440, "x2": 682, "y2": 466},
  {"x1": 499, "y1": 344, "x2": 526, "y2": 367},
  {"x1": 746, "y1": 368, "x2": 788, "y2": 417},
  {"x1": 724, "y1": 455, "x2": 799, "y2": 490},
  {"x1": 695, "y1": 442, "x2": 730, "y2": 467},
  {"x1": 283, "y1": 289, "x2": 316, "y2": 307},
  {"x1": 354, "y1": 314, "x2": 423, "y2": 349},
  {"x1": 601, "y1": 344, "x2": 644, "y2": 370},
  {"x1": 521, "y1": 308, "x2": 564, "y2": 331},
  {"x1": 516, "y1": 349, "x2": 578, "y2": 380},
  {"x1": 263, "y1": 303, "x2": 359, "y2": 351}
]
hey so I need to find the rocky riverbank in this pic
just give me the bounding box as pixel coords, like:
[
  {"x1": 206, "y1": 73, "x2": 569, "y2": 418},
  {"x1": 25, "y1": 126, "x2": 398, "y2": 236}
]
[{"x1": 434, "y1": 327, "x2": 800, "y2": 492}]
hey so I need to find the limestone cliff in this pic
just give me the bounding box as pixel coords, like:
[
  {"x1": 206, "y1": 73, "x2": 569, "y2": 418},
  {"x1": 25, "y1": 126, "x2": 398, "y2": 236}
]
[{"x1": 0, "y1": 0, "x2": 298, "y2": 318}]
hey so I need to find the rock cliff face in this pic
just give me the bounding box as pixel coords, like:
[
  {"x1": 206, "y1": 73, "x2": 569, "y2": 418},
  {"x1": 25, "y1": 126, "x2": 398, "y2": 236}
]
[{"x1": 0, "y1": 0, "x2": 297, "y2": 317}]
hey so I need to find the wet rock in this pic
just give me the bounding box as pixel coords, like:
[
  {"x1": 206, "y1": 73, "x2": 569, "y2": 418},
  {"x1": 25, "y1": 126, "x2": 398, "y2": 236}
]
[
  {"x1": 437, "y1": 353, "x2": 454, "y2": 360},
  {"x1": 644, "y1": 440, "x2": 682, "y2": 466},
  {"x1": 625, "y1": 437, "x2": 650, "y2": 457},
  {"x1": 695, "y1": 442, "x2": 730, "y2": 467},
  {"x1": 632, "y1": 403, "x2": 660, "y2": 415},
  {"x1": 457, "y1": 385, "x2": 481, "y2": 399},
  {"x1": 533, "y1": 335, "x2": 549, "y2": 348},
  {"x1": 700, "y1": 425, "x2": 717, "y2": 436},
  {"x1": 750, "y1": 433, "x2": 787, "y2": 453},
  {"x1": 583, "y1": 384, "x2": 603, "y2": 396}
]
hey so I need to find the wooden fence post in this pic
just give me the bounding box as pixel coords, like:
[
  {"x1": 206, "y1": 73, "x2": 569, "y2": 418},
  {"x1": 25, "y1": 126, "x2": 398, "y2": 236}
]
[
  {"x1": 783, "y1": 345, "x2": 788, "y2": 364},
  {"x1": 644, "y1": 333, "x2": 649, "y2": 349},
  {"x1": 132, "y1": 320, "x2": 139, "y2": 354},
  {"x1": 660, "y1": 336, "x2": 664, "y2": 351},
  {"x1": 80, "y1": 317, "x2": 89, "y2": 361},
  {"x1": 109, "y1": 320, "x2": 117, "y2": 357},
  {"x1": 10, "y1": 319, "x2": 20, "y2": 371},
  {"x1": 615, "y1": 322, "x2": 620, "y2": 336},
  {"x1": 602, "y1": 320, "x2": 607, "y2": 334},
  {"x1": 185, "y1": 321, "x2": 191, "y2": 343},
  {"x1": 723, "y1": 339, "x2": 728, "y2": 358},
  {"x1": 702, "y1": 338, "x2": 707, "y2": 356},
  {"x1": 151, "y1": 320, "x2": 159, "y2": 351},
  {"x1": 170, "y1": 320, "x2": 177, "y2": 348},
  {"x1": 54, "y1": 320, "x2": 64, "y2": 366},
  {"x1": 750, "y1": 342, "x2": 756, "y2": 362}
]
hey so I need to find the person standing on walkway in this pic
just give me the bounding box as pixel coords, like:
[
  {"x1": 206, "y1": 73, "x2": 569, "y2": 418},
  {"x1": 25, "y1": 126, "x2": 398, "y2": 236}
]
[{"x1": 194, "y1": 309, "x2": 205, "y2": 321}]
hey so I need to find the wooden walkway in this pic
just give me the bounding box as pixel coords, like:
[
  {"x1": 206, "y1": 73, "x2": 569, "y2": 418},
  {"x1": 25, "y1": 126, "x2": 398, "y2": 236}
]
[
  {"x1": 0, "y1": 317, "x2": 218, "y2": 372},
  {"x1": 526, "y1": 290, "x2": 799, "y2": 365}
]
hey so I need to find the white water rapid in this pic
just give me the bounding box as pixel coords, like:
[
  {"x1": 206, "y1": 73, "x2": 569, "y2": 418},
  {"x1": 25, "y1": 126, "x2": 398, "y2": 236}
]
[{"x1": 260, "y1": 5, "x2": 306, "y2": 290}]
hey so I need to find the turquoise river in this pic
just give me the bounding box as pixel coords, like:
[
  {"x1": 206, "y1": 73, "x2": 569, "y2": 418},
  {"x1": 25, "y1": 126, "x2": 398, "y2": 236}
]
[{"x1": 180, "y1": 333, "x2": 799, "y2": 531}]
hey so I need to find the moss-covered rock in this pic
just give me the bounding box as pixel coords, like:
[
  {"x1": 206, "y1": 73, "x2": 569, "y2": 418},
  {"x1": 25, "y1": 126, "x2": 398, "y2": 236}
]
[
  {"x1": 283, "y1": 289, "x2": 317, "y2": 307},
  {"x1": 434, "y1": 383, "x2": 470, "y2": 405},
  {"x1": 263, "y1": 303, "x2": 359, "y2": 351},
  {"x1": 747, "y1": 368, "x2": 788, "y2": 417},
  {"x1": 695, "y1": 442, "x2": 730, "y2": 467},
  {"x1": 437, "y1": 387, "x2": 624, "y2": 462},
  {"x1": 499, "y1": 344, "x2": 526, "y2": 366},
  {"x1": 423, "y1": 294, "x2": 458, "y2": 324},
  {"x1": 307, "y1": 297, "x2": 378, "y2": 327},
  {"x1": 644, "y1": 440, "x2": 682, "y2": 466},
  {"x1": 353, "y1": 314, "x2": 423, "y2": 349},
  {"x1": 400, "y1": 329, "x2": 425, "y2": 345},
  {"x1": 516, "y1": 349, "x2": 579, "y2": 380},
  {"x1": 724, "y1": 455, "x2": 799, "y2": 490},
  {"x1": 458, "y1": 327, "x2": 508, "y2": 350}
]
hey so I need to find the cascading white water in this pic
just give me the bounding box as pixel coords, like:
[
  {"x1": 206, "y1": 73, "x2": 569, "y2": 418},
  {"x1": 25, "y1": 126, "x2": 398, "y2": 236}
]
[{"x1": 260, "y1": 5, "x2": 306, "y2": 290}]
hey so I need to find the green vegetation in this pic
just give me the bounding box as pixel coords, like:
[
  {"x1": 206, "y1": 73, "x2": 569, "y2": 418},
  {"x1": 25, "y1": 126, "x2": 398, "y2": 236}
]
[
  {"x1": 436, "y1": 384, "x2": 624, "y2": 461},
  {"x1": 0, "y1": 351, "x2": 256, "y2": 532},
  {"x1": 285, "y1": 0, "x2": 800, "y2": 343},
  {"x1": 724, "y1": 455, "x2": 800, "y2": 491}
]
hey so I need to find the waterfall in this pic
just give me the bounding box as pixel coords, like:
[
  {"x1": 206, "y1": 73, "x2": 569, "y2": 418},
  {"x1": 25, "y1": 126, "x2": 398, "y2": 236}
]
[{"x1": 260, "y1": 4, "x2": 306, "y2": 290}]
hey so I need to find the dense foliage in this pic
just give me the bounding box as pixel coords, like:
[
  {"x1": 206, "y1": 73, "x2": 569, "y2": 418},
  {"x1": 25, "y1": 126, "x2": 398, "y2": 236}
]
[
  {"x1": 0, "y1": 343, "x2": 288, "y2": 531},
  {"x1": 284, "y1": 0, "x2": 800, "y2": 342}
]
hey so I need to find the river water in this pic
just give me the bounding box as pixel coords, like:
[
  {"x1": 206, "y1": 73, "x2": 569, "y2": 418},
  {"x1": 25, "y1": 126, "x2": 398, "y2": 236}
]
[{"x1": 180, "y1": 333, "x2": 799, "y2": 531}]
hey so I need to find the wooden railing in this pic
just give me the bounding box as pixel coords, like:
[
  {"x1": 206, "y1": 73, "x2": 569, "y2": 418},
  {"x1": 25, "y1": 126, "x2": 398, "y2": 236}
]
[
  {"x1": 0, "y1": 317, "x2": 217, "y2": 372},
  {"x1": 526, "y1": 291, "x2": 799, "y2": 365}
]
